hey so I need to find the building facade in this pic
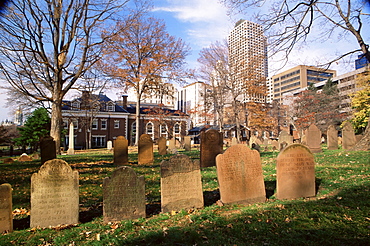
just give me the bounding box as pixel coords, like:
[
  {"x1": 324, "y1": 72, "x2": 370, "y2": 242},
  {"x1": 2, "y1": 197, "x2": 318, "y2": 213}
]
[{"x1": 271, "y1": 65, "x2": 337, "y2": 103}]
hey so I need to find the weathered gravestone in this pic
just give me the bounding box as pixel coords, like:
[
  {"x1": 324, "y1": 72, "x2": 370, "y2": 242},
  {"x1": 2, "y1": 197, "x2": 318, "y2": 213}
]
[
  {"x1": 168, "y1": 138, "x2": 176, "y2": 154},
  {"x1": 18, "y1": 153, "x2": 32, "y2": 162},
  {"x1": 67, "y1": 122, "x2": 75, "y2": 155},
  {"x1": 103, "y1": 166, "x2": 145, "y2": 222},
  {"x1": 279, "y1": 131, "x2": 293, "y2": 146},
  {"x1": 271, "y1": 140, "x2": 279, "y2": 151},
  {"x1": 216, "y1": 144, "x2": 266, "y2": 204},
  {"x1": 184, "y1": 136, "x2": 191, "y2": 151},
  {"x1": 40, "y1": 136, "x2": 56, "y2": 164},
  {"x1": 306, "y1": 124, "x2": 322, "y2": 153},
  {"x1": 158, "y1": 137, "x2": 167, "y2": 155},
  {"x1": 0, "y1": 183, "x2": 12, "y2": 233},
  {"x1": 107, "y1": 140, "x2": 113, "y2": 151},
  {"x1": 138, "y1": 134, "x2": 154, "y2": 164},
  {"x1": 200, "y1": 129, "x2": 223, "y2": 168},
  {"x1": 279, "y1": 141, "x2": 288, "y2": 151},
  {"x1": 114, "y1": 136, "x2": 128, "y2": 166},
  {"x1": 2, "y1": 158, "x2": 14, "y2": 164},
  {"x1": 342, "y1": 121, "x2": 357, "y2": 150},
  {"x1": 327, "y1": 125, "x2": 338, "y2": 150},
  {"x1": 31, "y1": 159, "x2": 79, "y2": 228},
  {"x1": 231, "y1": 137, "x2": 238, "y2": 146},
  {"x1": 276, "y1": 144, "x2": 315, "y2": 200},
  {"x1": 161, "y1": 154, "x2": 203, "y2": 213}
]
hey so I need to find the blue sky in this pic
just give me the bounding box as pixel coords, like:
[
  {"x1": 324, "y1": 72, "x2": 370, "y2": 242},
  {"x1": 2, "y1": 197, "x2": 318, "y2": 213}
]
[{"x1": 0, "y1": 0, "x2": 368, "y2": 122}]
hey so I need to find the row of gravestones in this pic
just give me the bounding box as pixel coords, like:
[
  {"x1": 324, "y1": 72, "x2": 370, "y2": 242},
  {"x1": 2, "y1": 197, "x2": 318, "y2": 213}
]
[{"x1": 1, "y1": 142, "x2": 315, "y2": 232}]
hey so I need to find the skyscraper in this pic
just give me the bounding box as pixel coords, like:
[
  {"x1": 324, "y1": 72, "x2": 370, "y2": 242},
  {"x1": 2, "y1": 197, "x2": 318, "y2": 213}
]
[{"x1": 228, "y1": 19, "x2": 268, "y2": 103}]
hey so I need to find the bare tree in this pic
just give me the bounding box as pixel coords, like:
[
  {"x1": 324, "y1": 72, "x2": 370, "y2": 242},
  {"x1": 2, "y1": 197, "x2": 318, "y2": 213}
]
[
  {"x1": 221, "y1": 0, "x2": 370, "y2": 66},
  {"x1": 0, "y1": 0, "x2": 130, "y2": 153},
  {"x1": 100, "y1": 15, "x2": 191, "y2": 145}
]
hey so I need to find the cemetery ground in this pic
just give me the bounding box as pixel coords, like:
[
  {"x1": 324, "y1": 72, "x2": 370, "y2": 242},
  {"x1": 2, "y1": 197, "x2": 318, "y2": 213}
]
[{"x1": 0, "y1": 147, "x2": 369, "y2": 245}]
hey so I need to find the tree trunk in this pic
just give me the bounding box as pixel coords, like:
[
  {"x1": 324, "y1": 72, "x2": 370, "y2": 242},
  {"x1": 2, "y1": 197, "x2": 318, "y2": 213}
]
[
  {"x1": 135, "y1": 97, "x2": 141, "y2": 146},
  {"x1": 351, "y1": 117, "x2": 370, "y2": 151},
  {"x1": 50, "y1": 98, "x2": 62, "y2": 155}
]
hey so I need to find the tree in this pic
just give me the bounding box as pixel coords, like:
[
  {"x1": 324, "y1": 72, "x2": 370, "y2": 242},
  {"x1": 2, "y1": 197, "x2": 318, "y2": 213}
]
[
  {"x1": 15, "y1": 108, "x2": 50, "y2": 152},
  {"x1": 0, "y1": 0, "x2": 130, "y2": 153},
  {"x1": 350, "y1": 68, "x2": 370, "y2": 134},
  {"x1": 100, "y1": 16, "x2": 190, "y2": 145},
  {"x1": 221, "y1": 0, "x2": 370, "y2": 65}
]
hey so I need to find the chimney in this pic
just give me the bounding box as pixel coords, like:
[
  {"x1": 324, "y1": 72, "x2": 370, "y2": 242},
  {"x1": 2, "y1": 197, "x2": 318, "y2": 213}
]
[{"x1": 122, "y1": 95, "x2": 128, "y2": 110}]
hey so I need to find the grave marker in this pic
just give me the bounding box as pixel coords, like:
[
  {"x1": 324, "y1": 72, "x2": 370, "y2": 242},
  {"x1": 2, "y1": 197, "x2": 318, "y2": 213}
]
[
  {"x1": 138, "y1": 134, "x2": 153, "y2": 164},
  {"x1": 158, "y1": 137, "x2": 167, "y2": 155},
  {"x1": 276, "y1": 144, "x2": 315, "y2": 199},
  {"x1": 103, "y1": 166, "x2": 145, "y2": 222},
  {"x1": 184, "y1": 136, "x2": 191, "y2": 151},
  {"x1": 0, "y1": 183, "x2": 12, "y2": 233},
  {"x1": 327, "y1": 125, "x2": 338, "y2": 150},
  {"x1": 40, "y1": 136, "x2": 56, "y2": 164},
  {"x1": 30, "y1": 159, "x2": 79, "y2": 228},
  {"x1": 306, "y1": 124, "x2": 322, "y2": 153},
  {"x1": 216, "y1": 144, "x2": 266, "y2": 204},
  {"x1": 107, "y1": 140, "x2": 113, "y2": 150},
  {"x1": 200, "y1": 129, "x2": 223, "y2": 168},
  {"x1": 161, "y1": 154, "x2": 203, "y2": 213},
  {"x1": 67, "y1": 122, "x2": 75, "y2": 155},
  {"x1": 114, "y1": 136, "x2": 128, "y2": 166},
  {"x1": 342, "y1": 121, "x2": 356, "y2": 149}
]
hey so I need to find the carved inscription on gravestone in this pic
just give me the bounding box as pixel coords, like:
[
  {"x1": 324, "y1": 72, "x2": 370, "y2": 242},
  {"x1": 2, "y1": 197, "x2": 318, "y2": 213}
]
[
  {"x1": 200, "y1": 129, "x2": 223, "y2": 168},
  {"x1": 276, "y1": 144, "x2": 315, "y2": 199},
  {"x1": 138, "y1": 134, "x2": 154, "y2": 164},
  {"x1": 114, "y1": 136, "x2": 128, "y2": 166},
  {"x1": 216, "y1": 145, "x2": 266, "y2": 204},
  {"x1": 103, "y1": 166, "x2": 145, "y2": 222},
  {"x1": 0, "y1": 183, "x2": 12, "y2": 233},
  {"x1": 31, "y1": 159, "x2": 79, "y2": 228},
  {"x1": 161, "y1": 154, "x2": 204, "y2": 213}
]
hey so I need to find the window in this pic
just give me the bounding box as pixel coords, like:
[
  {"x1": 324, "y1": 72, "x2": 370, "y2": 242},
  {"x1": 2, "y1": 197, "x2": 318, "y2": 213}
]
[
  {"x1": 146, "y1": 122, "x2": 154, "y2": 139},
  {"x1": 71, "y1": 101, "x2": 80, "y2": 110},
  {"x1": 101, "y1": 119, "x2": 107, "y2": 130},
  {"x1": 107, "y1": 103, "x2": 114, "y2": 111},
  {"x1": 92, "y1": 135, "x2": 106, "y2": 148},
  {"x1": 114, "y1": 120, "x2": 120, "y2": 129},
  {"x1": 174, "y1": 123, "x2": 180, "y2": 135},
  {"x1": 160, "y1": 123, "x2": 167, "y2": 138},
  {"x1": 63, "y1": 119, "x2": 68, "y2": 129},
  {"x1": 72, "y1": 119, "x2": 78, "y2": 129},
  {"x1": 92, "y1": 119, "x2": 98, "y2": 130},
  {"x1": 131, "y1": 122, "x2": 136, "y2": 145}
]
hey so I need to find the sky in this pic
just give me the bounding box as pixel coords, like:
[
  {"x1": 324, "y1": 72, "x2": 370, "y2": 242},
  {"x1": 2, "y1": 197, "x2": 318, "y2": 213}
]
[{"x1": 0, "y1": 0, "x2": 369, "y2": 122}]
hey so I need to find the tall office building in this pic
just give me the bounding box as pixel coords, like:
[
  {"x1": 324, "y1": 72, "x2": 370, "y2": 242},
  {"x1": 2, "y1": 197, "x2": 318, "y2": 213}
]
[{"x1": 228, "y1": 19, "x2": 268, "y2": 103}]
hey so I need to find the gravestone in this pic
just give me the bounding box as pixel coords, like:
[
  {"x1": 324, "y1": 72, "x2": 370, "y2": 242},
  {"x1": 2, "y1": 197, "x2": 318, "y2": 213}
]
[
  {"x1": 18, "y1": 153, "x2": 32, "y2": 162},
  {"x1": 103, "y1": 166, "x2": 145, "y2": 222},
  {"x1": 306, "y1": 124, "x2": 322, "y2": 153},
  {"x1": 161, "y1": 154, "x2": 203, "y2": 213},
  {"x1": 3, "y1": 158, "x2": 14, "y2": 164},
  {"x1": 271, "y1": 140, "x2": 279, "y2": 150},
  {"x1": 279, "y1": 131, "x2": 293, "y2": 145},
  {"x1": 158, "y1": 137, "x2": 167, "y2": 155},
  {"x1": 279, "y1": 141, "x2": 288, "y2": 151},
  {"x1": 30, "y1": 159, "x2": 79, "y2": 228},
  {"x1": 107, "y1": 140, "x2": 113, "y2": 150},
  {"x1": 40, "y1": 136, "x2": 56, "y2": 164},
  {"x1": 0, "y1": 183, "x2": 12, "y2": 233},
  {"x1": 249, "y1": 135, "x2": 257, "y2": 148},
  {"x1": 67, "y1": 122, "x2": 75, "y2": 155},
  {"x1": 114, "y1": 136, "x2": 128, "y2": 166},
  {"x1": 251, "y1": 143, "x2": 261, "y2": 152},
  {"x1": 276, "y1": 144, "x2": 315, "y2": 199},
  {"x1": 138, "y1": 134, "x2": 153, "y2": 164},
  {"x1": 231, "y1": 137, "x2": 238, "y2": 146},
  {"x1": 216, "y1": 144, "x2": 265, "y2": 204},
  {"x1": 200, "y1": 129, "x2": 223, "y2": 168},
  {"x1": 184, "y1": 136, "x2": 191, "y2": 151},
  {"x1": 342, "y1": 121, "x2": 356, "y2": 149},
  {"x1": 327, "y1": 125, "x2": 338, "y2": 150},
  {"x1": 168, "y1": 138, "x2": 176, "y2": 153}
]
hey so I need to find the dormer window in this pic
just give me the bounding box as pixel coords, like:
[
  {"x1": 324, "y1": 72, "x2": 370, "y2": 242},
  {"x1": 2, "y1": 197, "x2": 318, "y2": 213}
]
[
  {"x1": 107, "y1": 102, "x2": 115, "y2": 111},
  {"x1": 71, "y1": 101, "x2": 80, "y2": 110}
]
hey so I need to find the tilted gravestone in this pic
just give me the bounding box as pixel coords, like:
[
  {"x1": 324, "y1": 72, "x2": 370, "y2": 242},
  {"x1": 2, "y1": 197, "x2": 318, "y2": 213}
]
[
  {"x1": 306, "y1": 124, "x2": 322, "y2": 153},
  {"x1": 200, "y1": 129, "x2": 223, "y2": 168},
  {"x1": 184, "y1": 136, "x2": 191, "y2": 151},
  {"x1": 161, "y1": 154, "x2": 203, "y2": 213},
  {"x1": 114, "y1": 136, "x2": 128, "y2": 166},
  {"x1": 342, "y1": 121, "x2": 356, "y2": 150},
  {"x1": 40, "y1": 136, "x2": 56, "y2": 164},
  {"x1": 31, "y1": 159, "x2": 79, "y2": 228},
  {"x1": 276, "y1": 144, "x2": 315, "y2": 200},
  {"x1": 327, "y1": 125, "x2": 338, "y2": 150},
  {"x1": 216, "y1": 144, "x2": 266, "y2": 205},
  {"x1": 158, "y1": 137, "x2": 167, "y2": 155},
  {"x1": 103, "y1": 166, "x2": 145, "y2": 222},
  {"x1": 0, "y1": 183, "x2": 12, "y2": 233},
  {"x1": 138, "y1": 134, "x2": 154, "y2": 164}
]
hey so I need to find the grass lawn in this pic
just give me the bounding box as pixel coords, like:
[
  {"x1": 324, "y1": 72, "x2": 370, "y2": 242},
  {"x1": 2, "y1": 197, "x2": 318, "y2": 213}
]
[{"x1": 0, "y1": 146, "x2": 369, "y2": 245}]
